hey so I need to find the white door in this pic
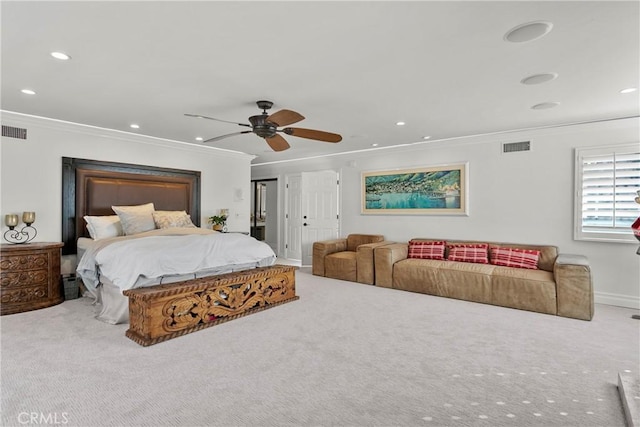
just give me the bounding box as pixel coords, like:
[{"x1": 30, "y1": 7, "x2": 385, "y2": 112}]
[
  {"x1": 285, "y1": 174, "x2": 302, "y2": 260},
  {"x1": 301, "y1": 170, "x2": 339, "y2": 266}
]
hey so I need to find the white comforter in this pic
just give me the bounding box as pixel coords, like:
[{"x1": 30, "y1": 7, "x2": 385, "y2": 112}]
[{"x1": 77, "y1": 228, "x2": 276, "y2": 294}]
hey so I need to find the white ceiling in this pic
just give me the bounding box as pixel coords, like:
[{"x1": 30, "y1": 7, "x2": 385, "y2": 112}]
[{"x1": 2, "y1": 1, "x2": 638, "y2": 165}]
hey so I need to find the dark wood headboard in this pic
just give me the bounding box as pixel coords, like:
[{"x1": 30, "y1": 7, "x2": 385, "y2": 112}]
[{"x1": 62, "y1": 157, "x2": 201, "y2": 255}]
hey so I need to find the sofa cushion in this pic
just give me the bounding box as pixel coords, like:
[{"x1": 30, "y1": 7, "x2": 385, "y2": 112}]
[
  {"x1": 447, "y1": 243, "x2": 489, "y2": 264},
  {"x1": 393, "y1": 259, "x2": 494, "y2": 304},
  {"x1": 408, "y1": 240, "x2": 445, "y2": 260},
  {"x1": 346, "y1": 234, "x2": 384, "y2": 252},
  {"x1": 325, "y1": 251, "x2": 357, "y2": 282},
  {"x1": 491, "y1": 266, "x2": 557, "y2": 314},
  {"x1": 490, "y1": 247, "x2": 540, "y2": 270}
]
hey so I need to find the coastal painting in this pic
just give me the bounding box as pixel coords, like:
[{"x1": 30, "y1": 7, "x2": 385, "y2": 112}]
[{"x1": 361, "y1": 163, "x2": 468, "y2": 215}]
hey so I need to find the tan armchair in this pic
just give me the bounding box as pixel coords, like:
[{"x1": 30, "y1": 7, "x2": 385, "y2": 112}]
[{"x1": 312, "y1": 234, "x2": 388, "y2": 284}]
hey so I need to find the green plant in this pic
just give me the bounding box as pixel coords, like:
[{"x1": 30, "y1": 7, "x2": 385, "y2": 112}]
[{"x1": 208, "y1": 214, "x2": 227, "y2": 226}]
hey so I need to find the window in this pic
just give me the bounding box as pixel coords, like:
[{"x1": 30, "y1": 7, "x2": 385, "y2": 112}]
[{"x1": 575, "y1": 143, "x2": 640, "y2": 243}]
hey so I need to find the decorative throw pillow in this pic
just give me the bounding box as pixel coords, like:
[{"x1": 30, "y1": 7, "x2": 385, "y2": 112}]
[
  {"x1": 490, "y1": 247, "x2": 540, "y2": 270},
  {"x1": 83, "y1": 215, "x2": 123, "y2": 240},
  {"x1": 446, "y1": 243, "x2": 489, "y2": 264},
  {"x1": 408, "y1": 240, "x2": 445, "y2": 260},
  {"x1": 112, "y1": 203, "x2": 156, "y2": 235},
  {"x1": 152, "y1": 210, "x2": 196, "y2": 229}
]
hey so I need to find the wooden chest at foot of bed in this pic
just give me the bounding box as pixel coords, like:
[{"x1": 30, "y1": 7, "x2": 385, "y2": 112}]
[{"x1": 123, "y1": 265, "x2": 298, "y2": 346}]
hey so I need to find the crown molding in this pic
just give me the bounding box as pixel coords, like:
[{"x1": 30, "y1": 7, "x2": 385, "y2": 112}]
[{"x1": 1, "y1": 110, "x2": 255, "y2": 161}]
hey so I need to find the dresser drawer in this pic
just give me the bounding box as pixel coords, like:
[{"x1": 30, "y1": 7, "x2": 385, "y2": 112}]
[
  {"x1": 0, "y1": 253, "x2": 48, "y2": 271},
  {"x1": 1, "y1": 285, "x2": 48, "y2": 303},
  {"x1": 1, "y1": 269, "x2": 48, "y2": 288}
]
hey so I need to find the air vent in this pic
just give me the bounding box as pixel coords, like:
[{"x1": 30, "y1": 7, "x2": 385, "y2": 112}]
[
  {"x1": 503, "y1": 141, "x2": 530, "y2": 153},
  {"x1": 2, "y1": 125, "x2": 27, "y2": 139}
]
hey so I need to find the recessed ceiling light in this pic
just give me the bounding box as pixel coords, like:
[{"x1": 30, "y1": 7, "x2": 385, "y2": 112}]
[
  {"x1": 521, "y1": 73, "x2": 558, "y2": 85},
  {"x1": 195, "y1": 137, "x2": 204, "y2": 141},
  {"x1": 531, "y1": 102, "x2": 560, "y2": 110},
  {"x1": 21, "y1": 89, "x2": 36, "y2": 95},
  {"x1": 620, "y1": 87, "x2": 638, "y2": 94},
  {"x1": 371, "y1": 143, "x2": 379, "y2": 147},
  {"x1": 396, "y1": 121, "x2": 405, "y2": 126},
  {"x1": 130, "y1": 124, "x2": 140, "y2": 129},
  {"x1": 504, "y1": 21, "x2": 553, "y2": 43},
  {"x1": 50, "y1": 51, "x2": 71, "y2": 60},
  {"x1": 423, "y1": 136, "x2": 431, "y2": 140}
]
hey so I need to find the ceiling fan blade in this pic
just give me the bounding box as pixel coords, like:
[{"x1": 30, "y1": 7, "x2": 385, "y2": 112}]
[
  {"x1": 184, "y1": 113, "x2": 251, "y2": 128},
  {"x1": 283, "y1": 127, "x2": 342, "y2": 143},
  {"x1": 203, "y1": 130, "x2": 252, "y2": 143},
  {"x1": 264, "y1": 134, "x2": 290, "y2": 151},
  {"x1": 266, "y1": 109, "x2": 305, "y2": 127}
]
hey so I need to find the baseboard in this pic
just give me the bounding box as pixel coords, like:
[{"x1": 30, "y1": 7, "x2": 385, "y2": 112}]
[{"x1": 595, "y1": 291, "x2": 640, "y2": 310}]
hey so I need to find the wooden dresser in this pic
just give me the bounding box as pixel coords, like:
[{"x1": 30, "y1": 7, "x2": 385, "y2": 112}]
[{"x1": 0, "y1": 242, "x2": 64, "y2": 315}]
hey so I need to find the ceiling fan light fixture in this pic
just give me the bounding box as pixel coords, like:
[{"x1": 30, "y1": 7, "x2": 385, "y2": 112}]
[{"x1": 504, "y1": 21, "x2": 553, "y2": 43}]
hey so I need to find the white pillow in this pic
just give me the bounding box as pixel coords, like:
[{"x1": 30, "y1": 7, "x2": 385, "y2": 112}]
[
  {"x1": 111, "y1": 203, "x2": 156, "y2": 235},
  {"x1": 83, "y1": 215, "x2": 123, "y2": 240},
  {"x1": 152, "y1": 210, "x2": 196, "y2": 229}
]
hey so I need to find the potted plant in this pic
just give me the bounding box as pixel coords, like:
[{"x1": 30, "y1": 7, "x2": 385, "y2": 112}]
[{"x1": 208, "y1": 214, "x2": 227, "y2": 231}]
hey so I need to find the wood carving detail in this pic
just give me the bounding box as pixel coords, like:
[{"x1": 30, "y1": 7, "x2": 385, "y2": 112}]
[
  {"x1": 1, "y1": 270, "x2": 48, "y2": 287},
  {"x1": 1, "y1": 286, "x2": 47, "y2": 303},
  {"x1": 162, "y1": 272, "x2": 293, "y2": 332},
  {"x1": 0, "y1": 254, "x2": 47, "y2": 271}
]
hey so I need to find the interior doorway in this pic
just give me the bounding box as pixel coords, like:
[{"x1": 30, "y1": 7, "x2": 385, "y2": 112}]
[
  {"x1": 284, "y1": 170, "x2": 340, "y2": 265},
  {"x1": 250, "y1": 178, "x2": 277, "y2": 253}
]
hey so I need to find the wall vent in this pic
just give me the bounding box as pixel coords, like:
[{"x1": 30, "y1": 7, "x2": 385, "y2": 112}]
[
  {"x1": 502, "y1": 141, "x2": 530, "y2": 153},
  {"x1": 2, "y1": 125, "x2": 27, "y2": 140}
]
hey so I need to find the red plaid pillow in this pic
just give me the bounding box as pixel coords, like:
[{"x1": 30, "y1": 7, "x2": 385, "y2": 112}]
[
  {"x1": 446, "y1": 243, "x2": 489, "y2": 264},
  {"x1": 490, "y1": 247, "x2": 540, "y2": 270},
  {"x1": 408, "y1": 240, "x2": 445, "y2": 260}
]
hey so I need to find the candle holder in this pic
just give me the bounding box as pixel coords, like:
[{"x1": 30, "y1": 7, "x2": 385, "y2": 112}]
[{"x1": 4, "y1": 212, "x2": 37, "y2": 244}]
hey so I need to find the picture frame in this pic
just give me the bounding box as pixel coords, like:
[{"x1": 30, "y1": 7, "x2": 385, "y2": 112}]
[{"x1": 361, "y1": 163, "x2": 468, "y2": 215}]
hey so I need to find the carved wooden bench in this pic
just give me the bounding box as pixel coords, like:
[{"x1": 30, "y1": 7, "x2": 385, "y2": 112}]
[{"x1": 123, "y1": 264, "x2": 298, "y2": 346}]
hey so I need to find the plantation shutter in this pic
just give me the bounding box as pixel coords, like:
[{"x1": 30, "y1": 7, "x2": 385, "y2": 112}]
[{"x1": 577, "y1": 144, "x2": 640, "y2": 241}]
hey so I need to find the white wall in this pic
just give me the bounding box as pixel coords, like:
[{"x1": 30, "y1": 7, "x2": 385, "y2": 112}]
[
  {"x1": 252, "y1": 117, "x2": 640, "y2": 309},
  {"x1": 264, "y1": 180, "x2": 278, "y2": 252},
  {"x1": 1, "y1": 111, "x2": 253, "y2": 273}
]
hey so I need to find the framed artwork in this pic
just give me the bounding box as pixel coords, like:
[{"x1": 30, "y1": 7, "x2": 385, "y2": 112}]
[{"x1": 361, "y1": 163, "x2": 468, "y2": 215}]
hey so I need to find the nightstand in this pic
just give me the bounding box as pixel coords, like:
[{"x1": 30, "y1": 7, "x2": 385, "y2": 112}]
[{"x1": 0, "y1": 242, "x2": 64, "y2": 315}]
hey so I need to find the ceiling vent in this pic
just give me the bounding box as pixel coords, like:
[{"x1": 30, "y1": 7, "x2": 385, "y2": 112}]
[
  {"x1": 2, "y1": 125, "x2": 27, "y2": 140},
  {"x1": 502, "y1": 141, "x2": 530, "y2": 153}
]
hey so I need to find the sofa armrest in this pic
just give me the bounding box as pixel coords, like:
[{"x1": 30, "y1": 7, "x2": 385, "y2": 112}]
[
  {"x1": 374, "y1": 243, "x2": 409, "y2": 288},
  {"x1": 554, "y1": 254, "x2": 594, "y2": 320},
  {"x1": 312, "y1": 239, "x2": 347, "y2": 276},
  {"x1": 356, "y1": 241, "x2": 394, "y2": 285}
]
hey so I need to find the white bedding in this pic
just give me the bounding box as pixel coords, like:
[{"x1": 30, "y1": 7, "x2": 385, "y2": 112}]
[{"x1": 76, "y1": 227, "x2": 276, "y2": 324}]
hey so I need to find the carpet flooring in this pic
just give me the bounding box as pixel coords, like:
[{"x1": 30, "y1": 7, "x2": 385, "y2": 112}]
[{"x1": 1, "y1": 268, "x2": 638, "y2": 426}]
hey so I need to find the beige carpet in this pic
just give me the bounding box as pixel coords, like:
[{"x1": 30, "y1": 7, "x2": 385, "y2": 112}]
[{"x1": 1, "y1": 268, "x2": 638, "y2": 426}]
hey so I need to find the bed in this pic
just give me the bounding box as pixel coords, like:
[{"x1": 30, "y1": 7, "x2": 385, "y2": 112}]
[{"x1": 63, "y1": 158, "x2": 282, "y2": 326}]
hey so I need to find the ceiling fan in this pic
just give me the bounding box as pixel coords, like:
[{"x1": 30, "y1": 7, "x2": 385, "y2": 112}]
[{"x1": 185, "y1": 100, "x2": 342, "y2": 151}]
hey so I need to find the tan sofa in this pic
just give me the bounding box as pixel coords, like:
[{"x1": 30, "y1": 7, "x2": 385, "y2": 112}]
[
  {"x1": 374, "y1": 239, "x2": 594, "y2": 321},
  {"x1": 312, "y1": 234, "x2": 391, "y2": 284}
]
